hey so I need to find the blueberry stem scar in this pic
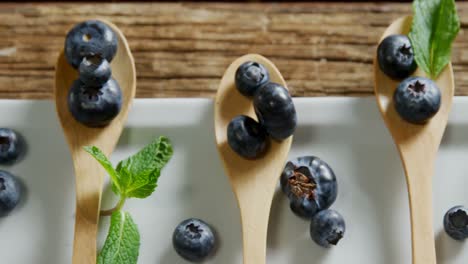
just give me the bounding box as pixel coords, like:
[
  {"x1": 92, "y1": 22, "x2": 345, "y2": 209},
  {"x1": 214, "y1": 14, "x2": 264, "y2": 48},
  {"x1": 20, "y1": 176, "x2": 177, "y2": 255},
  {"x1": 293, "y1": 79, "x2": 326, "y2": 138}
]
[{"x1": 100, "y1": 196, "x2": 126, "y2": 216}]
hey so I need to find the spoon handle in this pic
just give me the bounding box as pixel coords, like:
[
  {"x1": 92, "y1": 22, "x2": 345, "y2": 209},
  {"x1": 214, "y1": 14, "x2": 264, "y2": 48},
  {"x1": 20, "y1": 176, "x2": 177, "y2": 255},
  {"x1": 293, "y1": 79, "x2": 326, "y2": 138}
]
[
  {"x1": 237, "y1": 181, "x2": 276, "y2": 264},
  {"x1": 402, "y1": 150, "x2": 436, "y2": 264},
  {"x1": 71, "y1": 150, "x2": 105, "y2": 264}
]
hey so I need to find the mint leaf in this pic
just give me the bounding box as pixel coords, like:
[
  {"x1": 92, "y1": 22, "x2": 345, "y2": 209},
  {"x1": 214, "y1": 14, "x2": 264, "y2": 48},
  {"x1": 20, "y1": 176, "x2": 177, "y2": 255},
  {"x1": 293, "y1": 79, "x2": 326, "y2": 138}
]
[
  {"x1": 116, "y1": 136, "x2": 173, "y2": 198},
  {"x1": 84, "y1": 146, "x2": 122, "y2": 194},
  {"x1": 97, "y1": 211, "x2": 140, "y2": 264},
  {"x1": 409, "y1": 0, "x2": 460, "y2": 78}
]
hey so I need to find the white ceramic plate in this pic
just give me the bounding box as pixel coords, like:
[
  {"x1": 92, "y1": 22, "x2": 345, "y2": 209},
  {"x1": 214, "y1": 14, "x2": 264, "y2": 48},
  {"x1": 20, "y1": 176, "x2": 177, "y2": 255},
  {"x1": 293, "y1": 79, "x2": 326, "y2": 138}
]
[{"x1": 0, "y1": 98, "x2": 467, "y2": 264}]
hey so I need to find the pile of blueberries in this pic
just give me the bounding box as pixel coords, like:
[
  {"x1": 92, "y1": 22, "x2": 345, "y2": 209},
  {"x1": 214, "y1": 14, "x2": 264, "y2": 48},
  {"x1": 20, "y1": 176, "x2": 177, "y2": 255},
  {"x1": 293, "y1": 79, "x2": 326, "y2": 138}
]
[
  {"x1": 0, "y1": 128, "x2": 25, "y2": 216},
  {"x1": 377, "y1": 34, "x2": 441, "y2": 124},
  {"x1": 281, "y1": 156, "x2": 345, "y2": 248},
  {"x1": 64, "y1": 20, "x2": 122, "y2": 127},
  {"x1": 379, "y1": 35, "x2": 468, "y2": 241},
  {"x1": 227, "y1": 61, "x2": 297, "y2": 159}
]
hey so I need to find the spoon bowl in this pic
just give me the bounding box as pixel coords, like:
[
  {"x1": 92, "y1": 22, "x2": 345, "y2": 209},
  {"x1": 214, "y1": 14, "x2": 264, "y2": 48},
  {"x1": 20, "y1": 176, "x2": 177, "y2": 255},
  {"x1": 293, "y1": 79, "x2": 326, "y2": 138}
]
[
  {"x1": 214, "y1": 54, "x2": 292, "y2": 264},
  {"x1": 374, "y1": 16, "x2": 454, "y2": 264},
  {"x1": 54, "y1": 20, "x2": 136, "y2": 264}
]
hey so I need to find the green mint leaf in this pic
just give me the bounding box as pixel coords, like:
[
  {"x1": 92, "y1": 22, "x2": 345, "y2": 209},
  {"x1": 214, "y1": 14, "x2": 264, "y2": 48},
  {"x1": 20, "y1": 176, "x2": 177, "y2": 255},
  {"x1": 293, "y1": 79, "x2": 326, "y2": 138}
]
[
  {"x1": 409, "y1": 0, "x2": 460, "y2": 78},
  {"x1": 116, "y1": 136, "x2": 173, "y2": 198},
  {"x1": 97, "y1": 211, "x2": 140, "y2": 264},
  {"x1": 84, "y1": 146, "x2": 122, "y2": 194}
]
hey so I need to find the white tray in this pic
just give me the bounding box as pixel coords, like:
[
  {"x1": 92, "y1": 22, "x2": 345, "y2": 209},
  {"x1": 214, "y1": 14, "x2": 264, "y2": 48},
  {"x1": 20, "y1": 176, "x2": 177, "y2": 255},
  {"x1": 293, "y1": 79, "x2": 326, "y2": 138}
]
[{"x1": 0, "y1": 98, "x2": 467, "y2": 264}]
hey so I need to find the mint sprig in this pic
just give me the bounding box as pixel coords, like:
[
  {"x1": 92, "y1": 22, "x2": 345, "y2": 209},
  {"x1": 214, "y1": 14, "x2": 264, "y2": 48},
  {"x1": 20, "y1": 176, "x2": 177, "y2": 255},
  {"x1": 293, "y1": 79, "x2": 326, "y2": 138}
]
[
  {"x1": 85, "y1": 136, "x2": 173, "y2": 264},
  {"x1": 409, "y1": 0, "x2": 460, "y2": 79}
]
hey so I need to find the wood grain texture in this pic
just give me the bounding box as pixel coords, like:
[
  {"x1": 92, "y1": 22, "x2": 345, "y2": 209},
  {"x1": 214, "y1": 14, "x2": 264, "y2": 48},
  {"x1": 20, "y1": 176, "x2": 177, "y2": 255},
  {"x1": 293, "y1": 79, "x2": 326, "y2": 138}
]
[
  {"x1": 1, "y1": 2, "x2": 468, "y2": 99},
  {"x1": 214, "y1": 54, "x2": 292, "y2": 264},
  {"x1": 54, "y1": 21, "x2": 136, "y2": 264},
  {"x1": 374, "y1": 17, "x2": 454, "y2": 264}
]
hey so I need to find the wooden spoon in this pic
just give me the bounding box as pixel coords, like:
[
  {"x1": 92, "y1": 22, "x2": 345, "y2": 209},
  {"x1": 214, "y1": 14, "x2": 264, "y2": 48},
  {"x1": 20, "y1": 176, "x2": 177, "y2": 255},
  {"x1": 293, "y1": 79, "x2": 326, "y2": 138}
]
[
  {"x1": 54, "y1": 20, "x2": 136, "y2": 264},
  {"x1": 214, "y1": 54, "x2": 292, "y2": 264},
  {"x1": 374, "y1": 16, "x2": 454, "y2": 264}
]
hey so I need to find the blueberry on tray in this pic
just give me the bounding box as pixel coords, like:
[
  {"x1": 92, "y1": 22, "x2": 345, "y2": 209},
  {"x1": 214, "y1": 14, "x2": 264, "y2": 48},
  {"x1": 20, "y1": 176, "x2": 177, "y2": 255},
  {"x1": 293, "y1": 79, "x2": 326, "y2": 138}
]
[
  {"x1": 0, "y1": 170, "x2": 22, "y2": 216},
  {"x1": 444, "y1": 206, "x2": 468, "y2": 241},
  {"x1": 310, "y1": 209, "x2": 346, "y2": 248},
  {"x1": 280, "y1": 156, "x2": 337, "y2": 218},
  {"x1": 0, "y1": 128, "x2": 26, "y2": 165},
  {"x1": 173, "y1": 218, "x2": 217, "y2": 262},
  {"x1": 65, "y1": 20, "x2": 118, "y2": 69}
]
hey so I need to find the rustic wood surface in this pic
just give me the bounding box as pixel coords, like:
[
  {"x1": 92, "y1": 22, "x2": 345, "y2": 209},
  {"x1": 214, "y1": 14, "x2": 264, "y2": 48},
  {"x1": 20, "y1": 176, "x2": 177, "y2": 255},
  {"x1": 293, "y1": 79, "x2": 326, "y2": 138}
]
[{"x1": 1, "y1": 2, "x2": 468, "y2": 99}]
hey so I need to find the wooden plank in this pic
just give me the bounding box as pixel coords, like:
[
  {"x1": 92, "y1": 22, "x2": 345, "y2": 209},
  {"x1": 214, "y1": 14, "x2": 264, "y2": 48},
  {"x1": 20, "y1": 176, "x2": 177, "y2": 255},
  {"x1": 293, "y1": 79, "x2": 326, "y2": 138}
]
[{"x1": 0, "y1": 2, "x2": 467, "y2": 99}]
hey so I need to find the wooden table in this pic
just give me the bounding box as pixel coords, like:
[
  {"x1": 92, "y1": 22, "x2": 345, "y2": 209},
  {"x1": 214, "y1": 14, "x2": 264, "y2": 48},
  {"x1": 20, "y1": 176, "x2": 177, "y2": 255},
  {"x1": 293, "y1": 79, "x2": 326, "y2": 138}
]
[{"x1": 1, "y1": 2, "x2": 467, "y2": 99}]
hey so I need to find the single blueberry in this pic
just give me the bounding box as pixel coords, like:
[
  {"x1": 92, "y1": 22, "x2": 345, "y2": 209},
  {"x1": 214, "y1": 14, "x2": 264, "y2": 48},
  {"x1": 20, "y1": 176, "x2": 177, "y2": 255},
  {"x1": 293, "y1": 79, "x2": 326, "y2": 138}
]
[
  {"x1": 0, "y1": 170, "x2": 21, "y2": 216},
  {"x1": 377, "y1": 34, "x2": 417, "y2": 80},
  {"x1": 444, "y1": 206, "x2": 468, "y2": 241},
  {"x1": 68, "y1": 78, "x2": 122, "y2": 127},
  {"x1": 280, "y1": 156, "x2": 337, "y2": 218},
  {"x1": 65, "y1": 20, "x2": 118, "y2": 68},
  {"x1": 173, "y1": 218, "x2": 217, "y2": 262},
  {"x1": 394, "y1": 76, "x2": 441, "y2": 124},
  {"x1": 79, "y1": 55, "x2": 112, "y2": 87},
  {"x1": 227, "y1": 115, "x2": 269, "y2": 159},
  {"x1": 310, "y1": 209, "x2": 346, "y2": 248},
  {"x1": 254, "y1": 82, "x2": 297, "y2": 141},
  {"x1": 0, "y1": 128, "x2": 26, "y2": 165},
  {"x1": 235, "y1": 61, "x2": 270, "y2": 96}
]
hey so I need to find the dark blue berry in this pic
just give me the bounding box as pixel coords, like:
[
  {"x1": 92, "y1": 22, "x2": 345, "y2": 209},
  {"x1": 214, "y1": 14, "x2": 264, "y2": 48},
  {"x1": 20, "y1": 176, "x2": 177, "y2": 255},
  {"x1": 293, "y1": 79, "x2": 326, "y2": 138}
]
[
  {"x1": 78, "y1": 55, "x2": 112, "y2": 87},
  {"x1": 0, "y1": 128, "x2": 26, "y2": 165},
  {"x1": 65, "y1": 20, "x2": 118, "y2": 69},
  {"x1": 173, "y1": 218, "x2": 216, "y2": 262},
  {"x1": 310, "y1": 209, "x2": 345, "y2": 248},
  {"x1": 68, "y1": 78, "x2": 122, "y2": 127},
  {"x1": 394, "y1": 76, "x2": 441, "y2": 124},
  {"x1": 280, "y1": 156, "x2": 337, "y2": 218},
  {"x1": 0, "y1": 170, "x2": 21, "y2": 216},
  {"x1": 444, "y1": 206, "x2": 468, "y2": 241},
  {"x1": 254, "y1": 82, "x2": 297, "y2": 141},
  {"x1": 377, "y1": 34, "x2": 417, "y2": 80},
  {"x1": 235, "y1": 61, "x2": 270, "y2": 96},
  {"x1": 227, "y1": 115, "x2": 268, "y2": 159}
]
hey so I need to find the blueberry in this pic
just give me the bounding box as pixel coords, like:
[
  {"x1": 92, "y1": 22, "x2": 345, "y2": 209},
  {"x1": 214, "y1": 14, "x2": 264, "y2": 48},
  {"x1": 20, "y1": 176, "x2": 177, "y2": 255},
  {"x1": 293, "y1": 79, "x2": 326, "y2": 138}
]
[
  {"x1": 227, "y1": 115, "x2": 269, "y2": 159},
  {"x1": 310, "y1": 209, "x2": 346, "y2": 248},
  {"x1": 394, "y1": 77, "x2": 441, "y2": 124},
  {"x1": 0, "y1": 128, "x2": 26, "y2": 165},
  {"x1": 235, "y1": 61, "x2": 270, "y2": 96},
  {"x1": 0, "y1": 170, "x2": 21, "y2": 216},
  {"x1": 65, "y1": 20, "x2": 118, "y2": 68},
  {"x1": 173, "y1": 218, "x2": 216, "y2": 262},
  {"x1": 78, "y1": 55, "x2": 112, "y2": 87},
  {"x1": 444, "y1": 206, "x2": 468, "y2": 241},
  {"x1": 68, "y1": 78, "x2": 122, "y2": 127},
  {"x1": 377, "y1": 34, "x2": 417, "y2": 80},
  {"x1": 254, "y1": 82, "x2": 297, "y2": 140},
  {"x1": 280, "y1": 156, "x2": 337, "y2": 218}
]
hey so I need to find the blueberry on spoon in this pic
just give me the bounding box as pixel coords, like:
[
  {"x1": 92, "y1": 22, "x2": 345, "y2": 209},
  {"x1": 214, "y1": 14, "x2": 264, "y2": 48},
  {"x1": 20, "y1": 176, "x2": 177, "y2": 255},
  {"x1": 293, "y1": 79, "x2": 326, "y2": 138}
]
[
  {"x1": 173, "y1": 218, "x2": 217, "y2": 262},
  {"x1": 444, "y1": 206, "x2": 468, "y2": 241},
  {"x1": 280, "y1": 156, "x2": 337, "y2": 218},
  {"x1": 79, "y1": 55, "x2": 112, "y2": 87},
  {"x1": 68, "y1": 78, "x2": 122, "y2": 127},
  {"x1": 0, "y1": 128, "x2": 26, "y2": 165},
  {"x1": 235, "y1": 61, "x2": 270, "y2": 96},
  {"x1": 377, "y1": 34, "x2": 416, "y2": 80},
  {"x1": 394, "y1": 76, "x2": 441, "y2": 124},
  {"x1": 0, "y1": 170, "x2": 21, "y2": 216},
  {"x1": 227, "y1": 115, "x2": 268, "y2": 159},
  {"x1": 254, "y1": 82, "x2": 297, "y2": 141},
  {"x1": 65, "y1": 20, "x2": 118, "y2": 68},
  {"x1": 310, "y1": 209, "x2": 346, "y2": 248}
]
